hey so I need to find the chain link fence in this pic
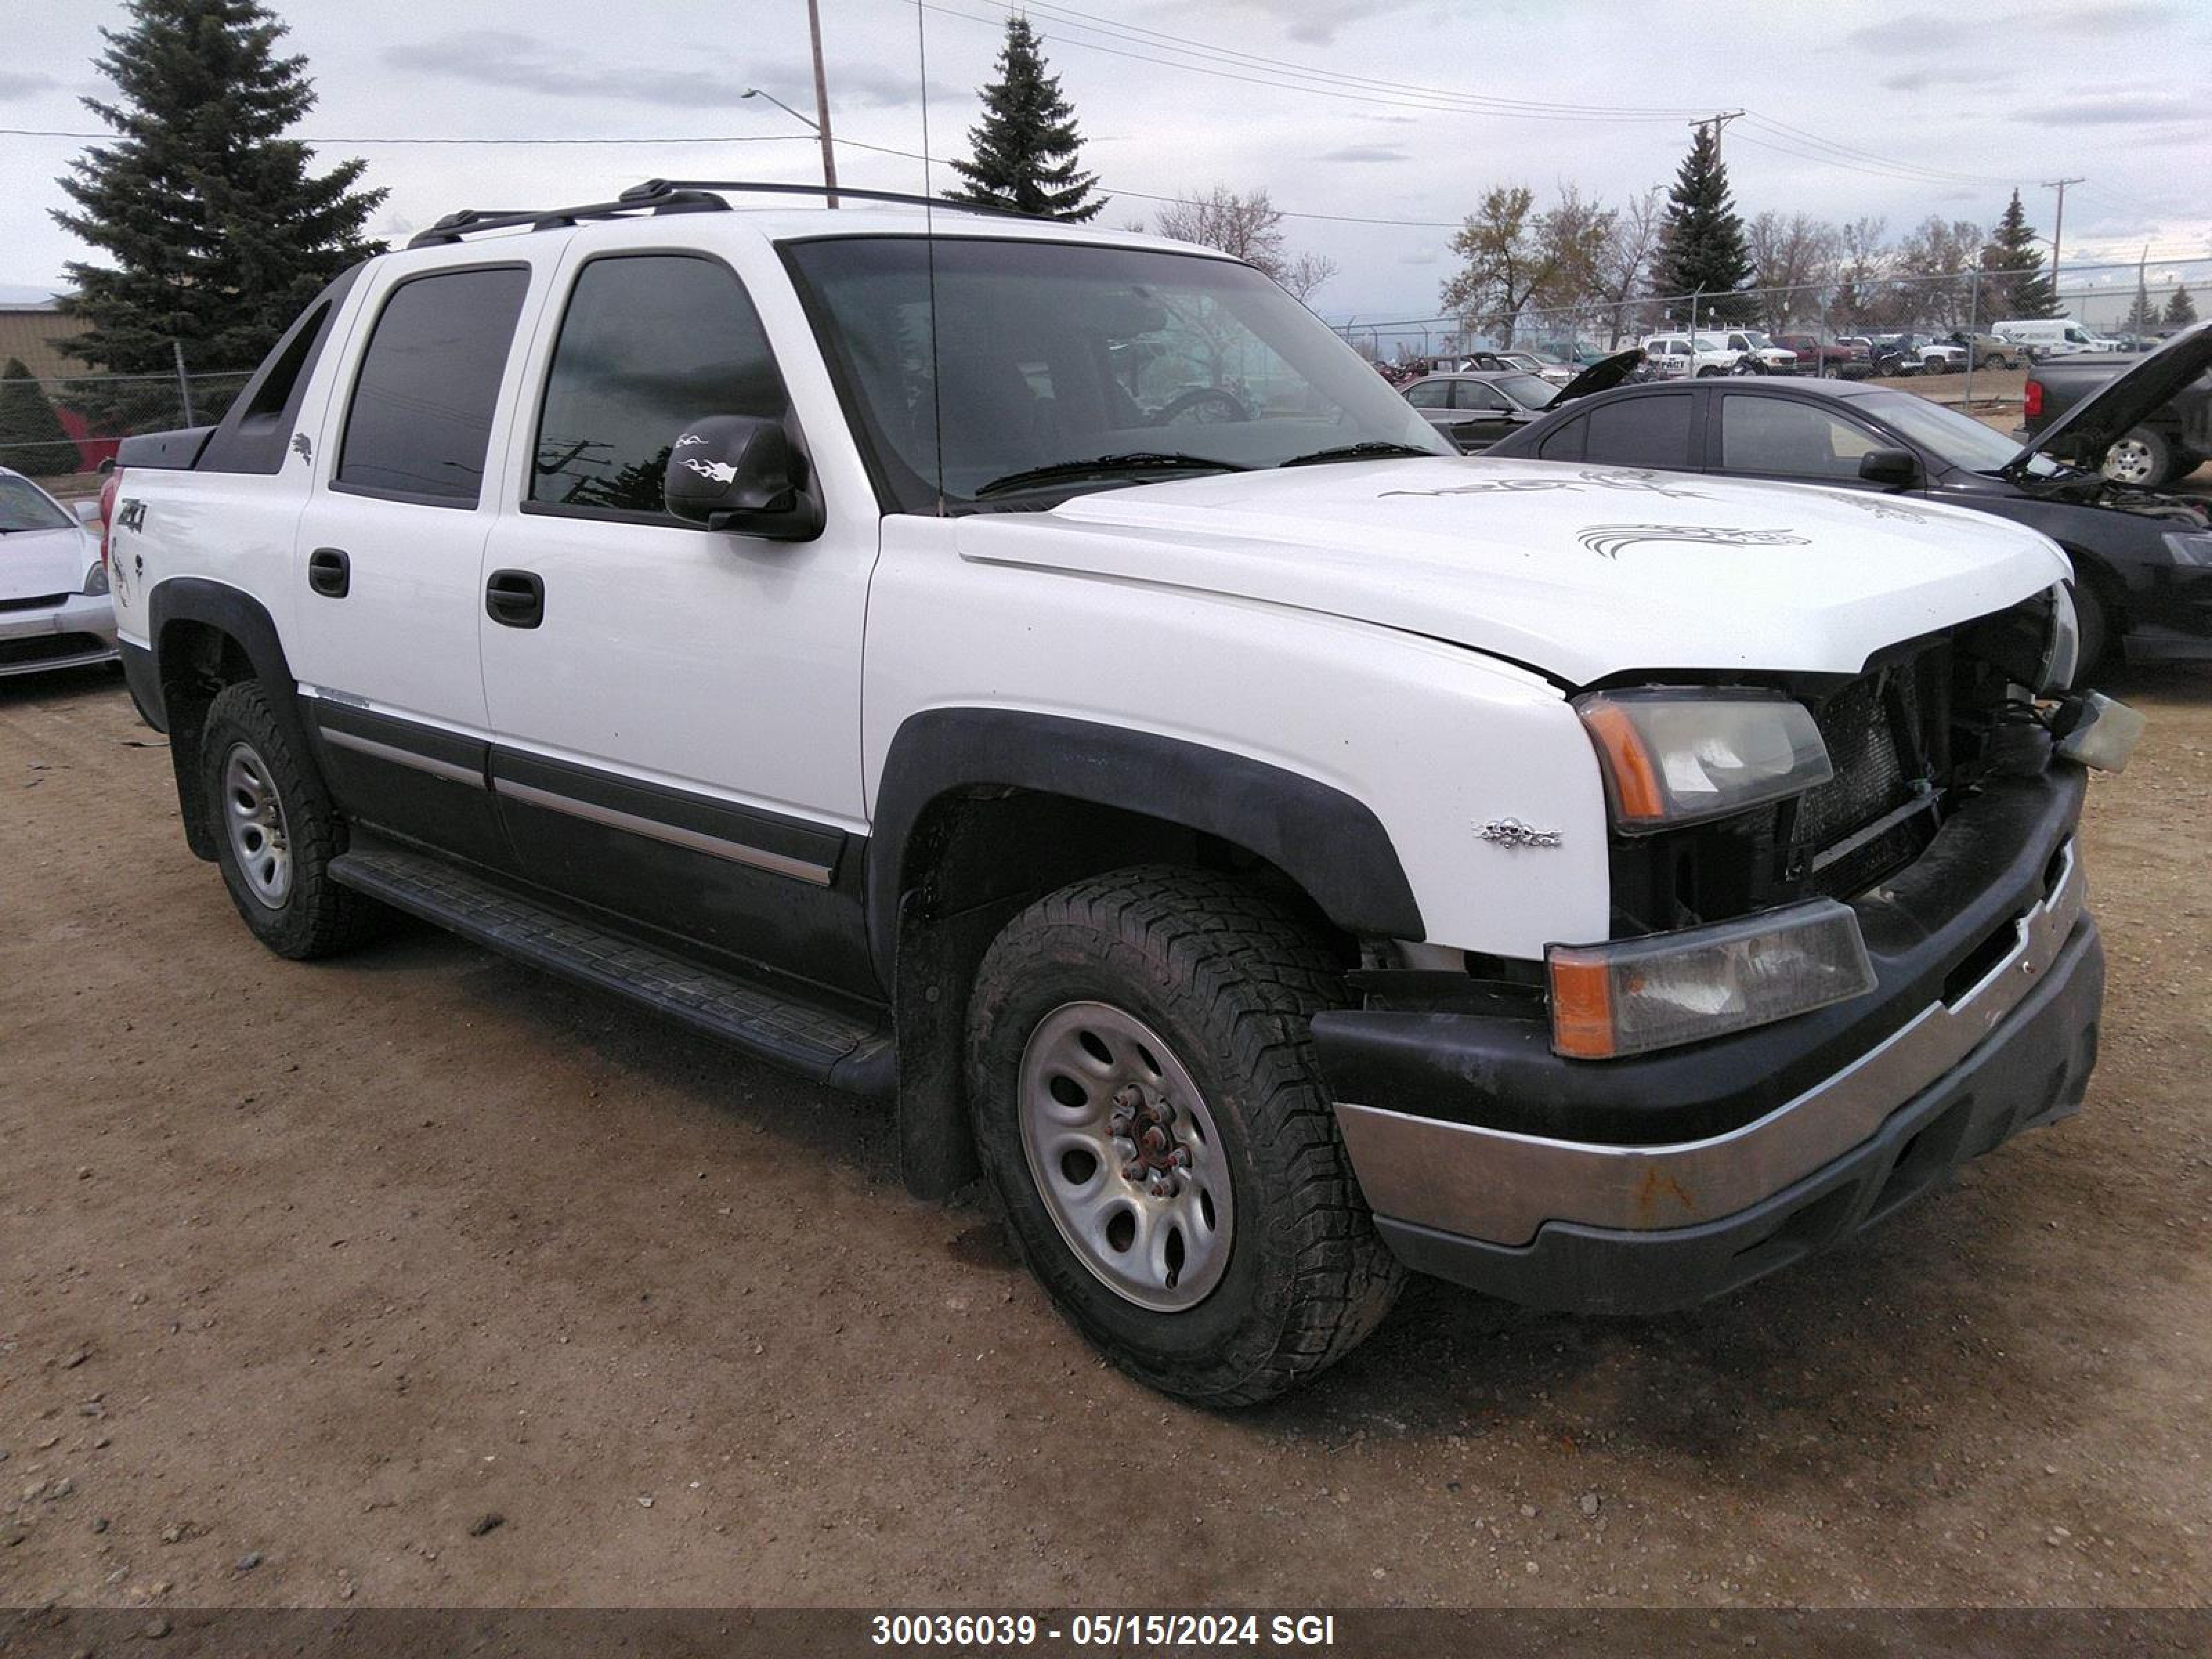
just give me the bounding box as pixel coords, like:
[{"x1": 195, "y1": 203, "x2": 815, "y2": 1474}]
[{"x1": 0, "y1": 367, "x2": 251, "y2": 491}]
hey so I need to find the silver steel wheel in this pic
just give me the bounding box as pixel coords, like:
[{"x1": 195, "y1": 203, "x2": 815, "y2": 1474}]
[
  {"x1": 1017, "y1": 1001, "x2": 1234, "y2": 1313},
  {"x1": 2102, "y1": 435, "x2": 2157, "y2": 485},
  {"x1": 221, "y1": 740, "x2": 293, "y2": 908}
]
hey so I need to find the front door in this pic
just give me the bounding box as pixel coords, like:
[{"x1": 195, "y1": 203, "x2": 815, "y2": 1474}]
[
  {"x1": 476, "y1": 250, "x2": 880, "y2": 997},
  {"x1": 288, "y1": 260, "x2": 538, "y2": 868},
  {"x1": 1712, "y1": 391, "x2": 1893, "y2": 491}
]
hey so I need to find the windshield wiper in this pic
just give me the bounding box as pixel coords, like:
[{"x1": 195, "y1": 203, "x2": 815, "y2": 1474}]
[
  {"x1": 972, "y1": 452, "x2": 1250, "y2": 499},
  {"x1": 1277, "y1": 441, "x2": 1438, "y2": 469}
]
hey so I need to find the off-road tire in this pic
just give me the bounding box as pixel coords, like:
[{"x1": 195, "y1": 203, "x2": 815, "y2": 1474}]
[
  {"x1": 201, "y1": 679, "x2": 384, "y2": 959},
  {"x1": 966, "y1": 865, "x2": 1403, "y2": 1407}
]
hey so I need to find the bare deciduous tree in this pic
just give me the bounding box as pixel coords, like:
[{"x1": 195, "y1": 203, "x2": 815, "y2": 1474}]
[
  {"x1": 1152, "y1": 185, "x2": 1337, "y2": 301},
  {"x1": 1747, "y1": 212, "x2": 1841, "y2": 334},
  {"x1": 1597, "y1": 186, "x2": 1665, "y2": 346}
]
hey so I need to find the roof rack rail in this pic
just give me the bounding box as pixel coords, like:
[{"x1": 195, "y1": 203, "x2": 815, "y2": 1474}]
[
  {"x1": 621, "y1": 178, "x2": 1043, "y2": 221},
  {"x1": 404, "y1": 187, "x2": 730, "y2": 249}
]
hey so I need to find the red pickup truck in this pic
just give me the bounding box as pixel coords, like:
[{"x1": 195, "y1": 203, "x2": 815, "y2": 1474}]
[{"x1": 1774, "y1": 335, "x2": 1867, "y2": 375}]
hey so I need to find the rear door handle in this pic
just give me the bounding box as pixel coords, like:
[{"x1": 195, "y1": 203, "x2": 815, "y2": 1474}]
[
  {"x1": 307, "y1": 547, "x2": 350, "y2": 599},
  {"x1": 485, "y1": 568, "x2": 545, "y2": 629}
]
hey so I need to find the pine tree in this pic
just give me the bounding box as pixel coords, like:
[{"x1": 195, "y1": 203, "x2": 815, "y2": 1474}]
[
  {"x1": 0, "y1": 359, "x2": 82, "y2": 478},
  {"x1": 1651, "y1": 124, "x2": 1754, "y2": 324},
  {"x1": 53, "y1": 0, "x2": 386, "y2": 379},
  {"x1": 2165, "y1": 283, "x2": 2198, "y2": 328},
  {"x1": 2123, "y1": 271, "x2": 2159, "y2": 334},
  {"x1": 946, "y1": 17, "x2": 1105, "y2": 222},
  {"x1": 1978, "y1": 191, "x2": 2060, "y2": 319}
]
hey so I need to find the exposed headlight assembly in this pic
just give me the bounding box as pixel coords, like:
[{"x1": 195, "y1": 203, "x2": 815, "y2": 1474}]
[
  {"x1": 1575, "y1": 690, "x2": 1832, "y2": 832},
  {"x1": 1548, "y1": 901, "x2": 1876, "y2": 1059}
]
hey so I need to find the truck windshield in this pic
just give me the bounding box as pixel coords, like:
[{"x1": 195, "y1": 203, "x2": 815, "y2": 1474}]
[{"x1": 782, "y1": 235, "x2": 1450, "y2": 511}]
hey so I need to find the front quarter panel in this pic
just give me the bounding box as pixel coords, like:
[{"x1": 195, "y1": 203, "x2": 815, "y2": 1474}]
[{"x1": 862, "y1": 513, "x2": 1612, "y2": 962}]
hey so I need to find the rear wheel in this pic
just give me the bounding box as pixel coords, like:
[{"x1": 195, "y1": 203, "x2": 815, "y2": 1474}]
[
  {"x1": 965, "y1": 866, "x2": 1403, "y2": 1407},
  {"x1": 2101, "y1": 426, "x2": 2177, "y2": 487},
  {"x1": 201, "y1": 681, "x2": 384, "y2": 959}
]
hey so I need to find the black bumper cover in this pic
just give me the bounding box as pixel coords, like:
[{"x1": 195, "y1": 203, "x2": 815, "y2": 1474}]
[{"x1": 1375, "y1": 915, "x2": 2101, "y2": 1313}]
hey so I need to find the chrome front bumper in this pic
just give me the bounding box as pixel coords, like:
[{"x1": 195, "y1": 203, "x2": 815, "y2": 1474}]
[{"x1": 1337, "y1": 841, "x2": 2087, "y2": 1249}]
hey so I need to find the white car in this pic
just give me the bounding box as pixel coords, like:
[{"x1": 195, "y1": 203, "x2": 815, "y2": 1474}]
[
  {"x1": 0, "y1": 465, "x2": 117, "y2": 677},
  {"x1": 103, "y1": 182, "x2": 2119, "y2": 1405},
  {"x1": 1640, "y1": 331, "x2": 1743, "y2": 377},
  {"x1": 1718, "y1": 329, "x2": 1799, "y2": 374}
]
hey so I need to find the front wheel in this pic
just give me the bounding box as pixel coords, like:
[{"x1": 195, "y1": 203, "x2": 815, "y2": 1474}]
[
  {"x1": 201, "y1": 680, "x2": 384, "y2": 959},
  {"x1": 965, "y1": 866, "x2": 1403, "y2": 1407}
]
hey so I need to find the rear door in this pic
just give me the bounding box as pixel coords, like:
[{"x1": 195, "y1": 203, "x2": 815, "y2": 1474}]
[
  {"x1": 288, "y1": 255, "x2": 550, "y2": 867},
  {"x1": 475, "y1": 245, "x2": 880, "y2": 997}
]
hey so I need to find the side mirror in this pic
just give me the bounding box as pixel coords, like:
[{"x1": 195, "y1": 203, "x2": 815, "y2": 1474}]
[
  {"x1": 1857, "y1": 447, "x2": 1920, "y2": 488},
  {"x1": 663, "y1": 415, "x2": 823, "y2": 541}
]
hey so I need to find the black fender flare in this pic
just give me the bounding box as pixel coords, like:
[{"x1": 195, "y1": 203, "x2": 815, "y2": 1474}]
[
  {"x1": 147, "y1": 577, "x2": 315, "y2": 859},
  {"x1": 865, "y1": 708, "x2": 1426, "y2": 975}
]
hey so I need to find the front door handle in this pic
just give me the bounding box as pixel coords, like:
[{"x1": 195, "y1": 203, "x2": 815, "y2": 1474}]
[
  {"x1": 485, "y1": 568, "x2": 545, "y2": 629},
  {"x1": 307, "y1": 546, "x2": 350, "y2": 598}
]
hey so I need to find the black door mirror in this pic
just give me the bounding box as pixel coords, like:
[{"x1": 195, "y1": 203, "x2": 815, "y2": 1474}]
[
  {"x1": 663, "y1": 415, "x2": 823, "y2": 541},
  {"x1": 1857, "y1": 447, "x2": 1920, "y2": 488}
]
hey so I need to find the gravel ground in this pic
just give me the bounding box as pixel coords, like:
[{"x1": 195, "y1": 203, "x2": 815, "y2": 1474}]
[{"x1": 1, "y1": 662, "x2": 2208, "y2": 1613}]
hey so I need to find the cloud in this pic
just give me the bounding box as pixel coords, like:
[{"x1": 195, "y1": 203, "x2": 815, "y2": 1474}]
[
  {"x1": 1316, "y1": 143, "x2": 1408, "y2": 164},
  {"x1": 2033, "y1": 93, "x2": 2204, "y2": 125},
  {"x1": 1188, "y1": 0, "x2": 1421, "y2": 45},
  {"x1": 0, "y1": 71, "x2": 58, "y2": 100},
  {"x1": 383, "y1": 32, "x2": 939, "y2": 110},
  {"x1": 1846, "y1": 0, "x2": 2176, "y2": 50}
]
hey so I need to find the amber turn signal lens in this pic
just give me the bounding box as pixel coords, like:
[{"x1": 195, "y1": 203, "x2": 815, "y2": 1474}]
[
  {"x1": 1547, "y1": 951, "x2": 1619, "y2": 1060},
  {"x1": 1575, "y1": 698, "x2": 1666, "y2": 825}
]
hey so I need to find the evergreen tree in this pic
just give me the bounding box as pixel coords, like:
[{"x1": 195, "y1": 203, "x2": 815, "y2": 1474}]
[
  {"x1": 2164, "y1": 283, "x2": 2197, "y2": 328},
  {"x1": 2123, "y1": 270, "x2": 2159, "y2": 334},
  {"x1": 1651, "y1": 124, "x2": 1754, "y2": 324},
  {"x1": 1978, "y1": 191, "x2": 2060, "y2": 319},
  {"x1": 946, "y1": 17, "x2": 1104, "y2": 222},
  {"x1": 53, "y1": 0, "x2": 386, "y2": 379},
  {"x1": 0, "y1": 359, "x2": 82, "y2": 477}
]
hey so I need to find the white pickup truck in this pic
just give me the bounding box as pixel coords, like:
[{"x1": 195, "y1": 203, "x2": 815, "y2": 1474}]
[{"x1": 103, "y1": 180, "x2": 2125, "y2": 1405}]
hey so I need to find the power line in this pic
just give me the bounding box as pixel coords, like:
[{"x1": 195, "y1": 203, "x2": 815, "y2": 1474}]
[{"x1": 0, "y1": 126, "x2": 812, "y2": 146}]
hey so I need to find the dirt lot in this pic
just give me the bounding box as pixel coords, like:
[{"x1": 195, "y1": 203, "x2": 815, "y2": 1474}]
[{"x1": 2, "y1": 662, "x2": 2209, "y2": 1613}]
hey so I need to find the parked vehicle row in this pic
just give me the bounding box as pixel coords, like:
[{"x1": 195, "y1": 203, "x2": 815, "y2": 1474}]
[{"x1": 99, "y1": 182, "x2": 2135, "y2": 1404}]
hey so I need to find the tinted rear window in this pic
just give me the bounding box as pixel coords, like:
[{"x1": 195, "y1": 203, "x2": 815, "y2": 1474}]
[
  {"x1": 337, "y1": 266, "x2": 529, "y2": 506},
  {"x1": 1582, "y1": 393, "x2": 1694, "y2": 468}
]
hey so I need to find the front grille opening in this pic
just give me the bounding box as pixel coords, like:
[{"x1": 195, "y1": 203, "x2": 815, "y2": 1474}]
[{"x1": 1798, "y1": 651, "x2": 1949, "y2": 899}]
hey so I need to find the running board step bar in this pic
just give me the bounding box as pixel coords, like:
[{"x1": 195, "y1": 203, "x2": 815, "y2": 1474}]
[{"x1": 328, "y1": 847, "x2": 894, "y2": 1095}]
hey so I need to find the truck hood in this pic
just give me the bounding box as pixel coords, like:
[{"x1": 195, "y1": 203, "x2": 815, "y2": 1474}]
[
  {"x1": 957, "y1": 458, "x2": 2070, "y2": 685},
  {"x1": 2013, "y1": 320, "x2": 2212, "y2": 476},
  {"x1": 0, "y1": 525, "x2": 93, "y2": 603}
]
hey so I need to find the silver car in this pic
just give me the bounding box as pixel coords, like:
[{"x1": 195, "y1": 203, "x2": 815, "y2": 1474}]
[{"x1": 0, "y1": 466, "x2": 117, "y2": 677}]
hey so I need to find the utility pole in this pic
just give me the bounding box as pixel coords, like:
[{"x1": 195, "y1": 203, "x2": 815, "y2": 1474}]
[
  {"x1": 2042, "y1": 176, "x2": 2083, "y2": 308},
  {"x1": 1691, "y1": 109, "x2": 1746, "y2": 165},
  {"x1": 805, "y1": 0, "x2": 839, "y2": 209}
]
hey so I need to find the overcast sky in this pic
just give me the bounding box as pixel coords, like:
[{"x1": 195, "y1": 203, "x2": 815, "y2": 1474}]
[{"x1": 2, "y1": 0, "x2": 2206, "y2": 326}]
